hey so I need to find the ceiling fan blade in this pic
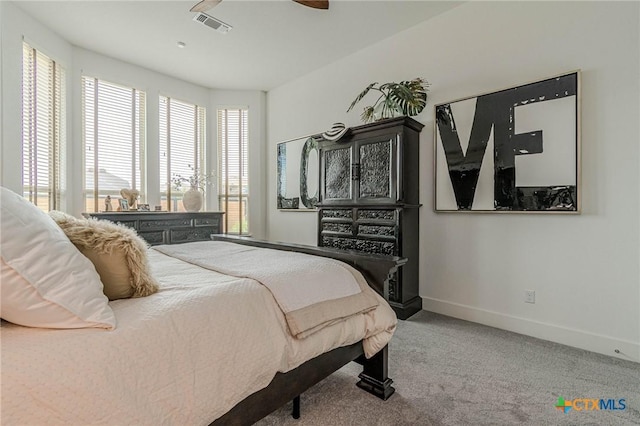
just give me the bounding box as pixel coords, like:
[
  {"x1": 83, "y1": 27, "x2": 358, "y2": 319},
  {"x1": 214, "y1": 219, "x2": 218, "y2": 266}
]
[
  {"x1": 293, "y1": 0, "x2": 329, "y2": 10},
  {"x1": 190, "y1": 0, "x2": 222, "y2": 13}
]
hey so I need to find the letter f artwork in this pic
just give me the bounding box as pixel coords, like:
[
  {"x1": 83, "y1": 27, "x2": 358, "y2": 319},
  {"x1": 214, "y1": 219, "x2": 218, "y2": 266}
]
[{"x1": 435, "y1": 72, "x2": 579, "y2": 212}]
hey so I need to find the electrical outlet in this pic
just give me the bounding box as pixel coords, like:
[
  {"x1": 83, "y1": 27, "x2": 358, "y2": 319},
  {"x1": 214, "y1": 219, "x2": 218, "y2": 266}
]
[{"x1": 524, "y1": 290, "x2": 536, "y2": 304}]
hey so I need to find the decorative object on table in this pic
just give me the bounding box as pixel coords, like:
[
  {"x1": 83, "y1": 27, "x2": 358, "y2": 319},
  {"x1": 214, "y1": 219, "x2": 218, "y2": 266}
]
[
  {"x1": 171, "y1": 165, "x2": 215, "y2": 212},
  {"x1": 347, "y1": 77, "x2": 429, "y2": 123},
  {"x1": 154, "y1": 205, "x2": 163, "y2": 211},
  {"x1": 434, "y1": 70, "x2": 580, "y2": 213},
  {"x1": 138, "y1": 204, "x2": 150, "y2": 212},
  {"x1": 321, "y1": 122, "x2": 350, "y2": 142},
  {"x1": 118, "y1": 198, "x2": 129, "y2": 212},
  {"x1": 119, "y1": 188, "x2": 139, "y2": 210},
  {"x1": 104, "y1": 195, "x2": 113, "y2": 212},
  {"x1": 181, "y1": 189, "x2": 203, "y2": 212},
  {"x1": 277, "y1": 135, "x2": 320, "y2": 210}
]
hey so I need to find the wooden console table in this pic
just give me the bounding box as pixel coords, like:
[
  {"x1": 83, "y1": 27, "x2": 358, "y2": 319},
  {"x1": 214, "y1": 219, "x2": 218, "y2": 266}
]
[{"x1": 83, "y1": 211, "x2": 224, "y2": 246}]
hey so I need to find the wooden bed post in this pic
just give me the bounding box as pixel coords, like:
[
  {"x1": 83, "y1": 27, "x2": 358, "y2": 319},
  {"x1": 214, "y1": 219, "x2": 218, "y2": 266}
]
[{"x1": 356, "y1": 345, "x2": 394, "y2": 400}]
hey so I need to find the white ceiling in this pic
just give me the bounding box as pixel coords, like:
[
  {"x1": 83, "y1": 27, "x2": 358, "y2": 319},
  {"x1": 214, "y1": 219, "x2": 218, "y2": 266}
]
[{"x1": 14, "y1": 0, "x2": 462, "y2": 91}]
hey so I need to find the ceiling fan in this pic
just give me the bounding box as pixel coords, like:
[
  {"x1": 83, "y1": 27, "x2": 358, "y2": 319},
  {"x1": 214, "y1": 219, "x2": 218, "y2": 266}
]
[{"x1": 190, "y1": 0, "x2": 329, "y2": 13}]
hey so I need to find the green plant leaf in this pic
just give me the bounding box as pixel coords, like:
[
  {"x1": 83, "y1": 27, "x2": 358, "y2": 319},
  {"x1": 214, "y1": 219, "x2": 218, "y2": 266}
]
[
  {"x1": 389, "y1": 78, "x2": 429, "y2": 116},
  {"x1": 349, "y1": 78, "x2": 430, "y2": 122},
  {"x1": 361, "y1": 106, "x2": 375, "y2": 123},
  {"x1": 378, "y1": 82, "x2": 396, "y2": 93},
  {"x1": 382, "y1": 96, "x2": 401, "y2": 119},
  {"x1": 347, "y1": 82, "x2": 378, "y2": 112}
]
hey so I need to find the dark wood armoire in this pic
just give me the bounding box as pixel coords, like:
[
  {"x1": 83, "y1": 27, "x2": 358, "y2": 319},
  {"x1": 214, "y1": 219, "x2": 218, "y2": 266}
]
[{"x1": 316, "y1": 116, "x2": 424, "y2": 319}]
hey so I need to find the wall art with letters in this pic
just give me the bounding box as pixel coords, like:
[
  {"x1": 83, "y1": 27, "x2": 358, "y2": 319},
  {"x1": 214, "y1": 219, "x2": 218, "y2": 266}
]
[
  {"x1": 435, "y1": 71, "x2": 580, "y2": 213},
  {"x1": 277, "y1": 135, "x2": 320, "y2": 210}
]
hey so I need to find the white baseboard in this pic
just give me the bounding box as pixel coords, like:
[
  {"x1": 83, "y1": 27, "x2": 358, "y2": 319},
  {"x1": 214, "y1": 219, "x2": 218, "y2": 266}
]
[{"x1": 422, "y1": 297, "x2": 640, "y2": 363}]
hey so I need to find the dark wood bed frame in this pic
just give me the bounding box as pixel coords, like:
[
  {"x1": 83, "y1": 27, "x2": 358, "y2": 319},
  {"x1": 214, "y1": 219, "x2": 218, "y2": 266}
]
[{"x1": 209, "y1": 235, "x2": 406, "y2": 425}]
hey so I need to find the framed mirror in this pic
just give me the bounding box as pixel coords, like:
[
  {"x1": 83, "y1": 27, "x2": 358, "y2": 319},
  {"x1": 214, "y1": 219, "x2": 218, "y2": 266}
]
[{"x1": 277, "y1": 135, "x2": 320, "y2": 210}]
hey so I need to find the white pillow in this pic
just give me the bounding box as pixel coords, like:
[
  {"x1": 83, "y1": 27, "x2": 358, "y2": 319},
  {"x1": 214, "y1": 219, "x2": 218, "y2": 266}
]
[{"x1": 0, "y1": 187, "x2": 116, "y2": 329}]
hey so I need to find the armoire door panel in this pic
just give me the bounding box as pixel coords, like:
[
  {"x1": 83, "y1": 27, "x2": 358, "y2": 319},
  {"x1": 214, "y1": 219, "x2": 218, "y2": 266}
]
[
  {"x1": 323, "y1": 146, "x2": 352, "y2": 201},
  {"x1": 357, "y1": 138, "x2": 395, "y2": 201}
]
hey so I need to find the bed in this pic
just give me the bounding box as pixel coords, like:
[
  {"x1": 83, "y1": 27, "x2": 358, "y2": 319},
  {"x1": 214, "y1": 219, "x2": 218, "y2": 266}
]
[{"x1": 0, "y1": 188, "x2": 403, "y2": 425}]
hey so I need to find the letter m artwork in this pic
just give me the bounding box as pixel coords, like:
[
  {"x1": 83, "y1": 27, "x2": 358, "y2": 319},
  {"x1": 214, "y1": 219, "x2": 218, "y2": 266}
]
[{"x1": 435, "y1": 72, "x2": 580, "y2": 213}]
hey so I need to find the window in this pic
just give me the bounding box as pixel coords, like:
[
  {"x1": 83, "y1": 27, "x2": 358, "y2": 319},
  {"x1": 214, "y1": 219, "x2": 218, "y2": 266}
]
[
  {"x1": 22, "y1": 42, "x2": 65, "y2": 211},
  {"x1": 217, "y1": 108, "x2": 249, "y2": 234},
  {"x1": 159, "y1": 96, "x2": 206, "y2": 211},
  {"x1": 82, "y1": 77, "x2": 146, "y2": 213}
]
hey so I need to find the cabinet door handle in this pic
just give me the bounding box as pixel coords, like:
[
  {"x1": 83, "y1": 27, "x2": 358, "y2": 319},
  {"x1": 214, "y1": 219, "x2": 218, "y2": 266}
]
[{"x1": 351, "y1": 163, "x2": 360, "y2": 181}]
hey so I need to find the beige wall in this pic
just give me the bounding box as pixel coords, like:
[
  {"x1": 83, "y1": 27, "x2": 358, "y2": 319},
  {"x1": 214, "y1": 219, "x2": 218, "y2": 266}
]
[{"x1": 266, "y1": 1, "x2": 640, "y2": 361}]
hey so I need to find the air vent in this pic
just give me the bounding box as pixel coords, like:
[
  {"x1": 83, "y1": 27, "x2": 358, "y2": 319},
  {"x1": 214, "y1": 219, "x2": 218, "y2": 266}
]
[{"x1": 192, "y1": 12, "x2": 232, "y2": 34}]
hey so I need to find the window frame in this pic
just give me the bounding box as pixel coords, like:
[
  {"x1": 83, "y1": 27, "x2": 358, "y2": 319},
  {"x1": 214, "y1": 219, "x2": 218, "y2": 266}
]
[
  {"x1": 159, "y1": 95, "x2": 206, "y2": 212},
  {"x1": 81, "y1": 76, "x2": 146, "y2": 213},
  {"x1": 217, "y1": 107, "x2": 249, "y2": 235},
  {"x1": 21, "y1": 41, "x2": 66, "y2": 211}
]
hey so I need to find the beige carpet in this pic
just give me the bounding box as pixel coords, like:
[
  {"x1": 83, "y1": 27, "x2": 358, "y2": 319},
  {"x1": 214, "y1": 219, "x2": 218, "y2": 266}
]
[{"x1": 256, "y1": 311, "x2": 639, "y2": 425}]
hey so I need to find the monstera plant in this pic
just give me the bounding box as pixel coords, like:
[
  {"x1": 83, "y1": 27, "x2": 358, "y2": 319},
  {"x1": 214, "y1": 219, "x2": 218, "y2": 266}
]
[{"x1": 347, "y1": 77, "x2": 429, "y2": 123}]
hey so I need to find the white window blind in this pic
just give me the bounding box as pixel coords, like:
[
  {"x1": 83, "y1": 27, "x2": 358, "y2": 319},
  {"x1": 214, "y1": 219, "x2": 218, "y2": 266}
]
[
  {"x1": 159, "y1": 96, "x2": 206, "y2": 212},
  {"x1": 22, "y1": 42, "x2": 65, "y2": 211},
  {"x1": 82, "y1": 77, "x2": 146, "y2": 212},
  {"x1": 218, "y1": 108, "x2": 249, "y2": 234}
]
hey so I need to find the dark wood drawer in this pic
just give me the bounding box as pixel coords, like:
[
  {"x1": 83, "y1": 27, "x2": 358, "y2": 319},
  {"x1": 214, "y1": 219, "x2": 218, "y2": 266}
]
[
  {"x1": 353, "y1": 239, "x2": 396, "y2": 256},
  {"x1": 356, "y1": 209, "x2": 396, "y2": 221},
  {"x1": 138, "y1": 230, "x2": 166, "y2": 246},
  {"x1": 170, "y1": 226, "x2": 218, "y2": 244},
  {"x1": 321, "y1": 209, "x2": 353, "y2": 219},
  {"x1": 139, "y1": 218, "x2": 191, "y2": 230},
  {"x1": 321, "y1": 235, "x2": 396, "y2": 256},
  {"x1": 321, "y1": 222, "x2": 353, "y2": 235},
  {"x1": 321, "y1": 236, "x2": 356, "y2": 251},
  {"x1": 357, "y1": 224, "x2": 395, "y2": 238},
  {"x1": 194, "y1": 217, "x2": 220, "y2": 227}
]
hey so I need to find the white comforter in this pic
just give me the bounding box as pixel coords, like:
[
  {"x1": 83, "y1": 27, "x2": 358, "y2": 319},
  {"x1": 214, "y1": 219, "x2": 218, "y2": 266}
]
[
  {"x1": 1, "y1": 248, "x2": 397, "y2": 426},
  {"x1": 154, "y1": 242, "x2": 380, "y2": 338}
]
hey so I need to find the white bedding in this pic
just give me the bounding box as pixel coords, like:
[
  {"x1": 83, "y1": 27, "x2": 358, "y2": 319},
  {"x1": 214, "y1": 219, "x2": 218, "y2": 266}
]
[
  {"x1": 154, "y1": 241, "x2": 380, "y2": 338},
  {"x1": 1, "y1": 246, "x2": 397, "y2": 426}
]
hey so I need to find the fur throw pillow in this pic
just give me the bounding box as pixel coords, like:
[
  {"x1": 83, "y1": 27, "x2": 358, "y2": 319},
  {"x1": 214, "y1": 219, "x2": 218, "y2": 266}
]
[{"x1": 49, "y1": 211, "x2": 159, "y2": 300}]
